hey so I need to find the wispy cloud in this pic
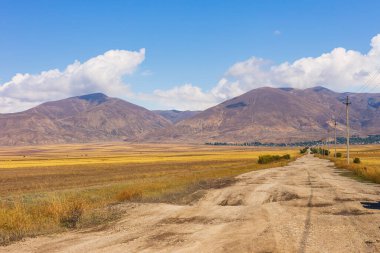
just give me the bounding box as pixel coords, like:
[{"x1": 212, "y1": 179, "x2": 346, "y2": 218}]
[{"x1": 141, "y1": 69, "x2": 153, "y2": 76}]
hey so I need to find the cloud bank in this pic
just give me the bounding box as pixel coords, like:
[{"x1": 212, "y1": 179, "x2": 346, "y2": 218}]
[
  {"x1": 0, "y1": 49, "x2": 145, "y2": 112},
  {"x1": 223, "y1": 34, "x2": 380, "y2": 92},
  {"x1": 1, "y1": 35, "x2": 380, "y2": 112},
  {"x1": 151, "y1": 34, "x2": 380, "y2": 110}
]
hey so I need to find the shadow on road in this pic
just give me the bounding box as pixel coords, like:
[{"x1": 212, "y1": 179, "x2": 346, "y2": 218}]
[{"x1": 361, "y1": 201, "x2": 380, "y2": 210}]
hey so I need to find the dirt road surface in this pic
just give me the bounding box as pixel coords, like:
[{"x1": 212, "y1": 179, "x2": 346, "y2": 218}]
[{"x1": 2, "y1": 154, "x2": 380, "y2": 253}]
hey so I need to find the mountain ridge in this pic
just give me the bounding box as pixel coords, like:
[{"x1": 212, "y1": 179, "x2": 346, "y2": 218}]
[
  {"x1": 0, "y1": 87, "x2": 379, "y2": 145},
  {"x1": 141, "y1": 86, "x2": 380, "y2": 143},
  {"x1": 0, "y1": 93, "x2": 171, "y2": 145}
]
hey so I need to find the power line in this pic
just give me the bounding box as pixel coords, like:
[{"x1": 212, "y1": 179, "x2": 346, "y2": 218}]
[
  {"x1": 355, "y1": 68, "x2": 380, "y2": 93},
  {"x1": 366, "y1": 82, "x2": 380, "y2": 93}
]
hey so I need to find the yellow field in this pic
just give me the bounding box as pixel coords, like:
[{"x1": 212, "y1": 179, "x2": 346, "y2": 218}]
[
  {"x1": 323, "y1": 145, "x2": 380, "y2": 183},
  {"x1": 0, "y1": 143, "x2": 291, "y2": 169},
  {"x1": 0, "y1": 142, "x2": 299, "y2": 245}
]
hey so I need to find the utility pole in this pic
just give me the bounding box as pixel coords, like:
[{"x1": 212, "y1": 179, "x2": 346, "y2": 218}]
[
  {"x1": 327, "y1": 129, "x2": 330, "y2": 157},
  {"x1": 334, "y1": 118, "x2": 337, "y2": 158},
  {"x1": 344, "y1": 96, "x2": 351, "y2": 164},
  {"x1": 322, "y1": 139, "x2": 325, "y2": 157}
]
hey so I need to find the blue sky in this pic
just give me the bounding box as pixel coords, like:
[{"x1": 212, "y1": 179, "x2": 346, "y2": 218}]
[{"x1": 1, "y1": 0, "x2": 380, "y2": 112}]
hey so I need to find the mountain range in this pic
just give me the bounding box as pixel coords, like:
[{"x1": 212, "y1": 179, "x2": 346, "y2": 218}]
[{"x1": 0, "y1": 87, "x2": 379, "y2": 145}]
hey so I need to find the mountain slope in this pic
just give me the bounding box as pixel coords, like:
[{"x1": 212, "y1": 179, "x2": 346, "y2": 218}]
[
  {"x1": 153, "y1": 110, "x2": 201, "y2": 123},
  {"x1": 143, "y1": 87, "x2": 380, "y2": 143},
  {"x1": 0, "y1": 93, "x2": 171, "y2": 145},
  {"x1": 0, "y1": 87, "x2": 379, "y2": 145}
]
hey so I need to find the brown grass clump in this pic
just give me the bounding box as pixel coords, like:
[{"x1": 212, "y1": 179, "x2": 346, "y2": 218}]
[
  {"x1": 116, "y1": 189, "x2": 143, "y2": 202},
  {"x1": 59, "y1": 200, "x2": 84, "y2": 228},
  {"x1": 0, "y1": 194, "x2": 121, "y2": 245}
]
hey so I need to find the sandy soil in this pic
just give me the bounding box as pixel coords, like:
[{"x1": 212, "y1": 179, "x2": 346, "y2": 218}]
[{"x1": 2, "y1": 154, "x2": 380, "y2": 253}]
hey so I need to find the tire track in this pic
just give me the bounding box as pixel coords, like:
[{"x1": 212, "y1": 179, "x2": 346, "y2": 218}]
[{"x1": 298, "y1": 169, "x2": 313, "y2": 253}]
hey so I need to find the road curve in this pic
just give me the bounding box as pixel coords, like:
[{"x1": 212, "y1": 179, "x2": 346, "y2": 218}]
[{"x1": 2, "y1": 154, "x2": 380, "y2": 253}]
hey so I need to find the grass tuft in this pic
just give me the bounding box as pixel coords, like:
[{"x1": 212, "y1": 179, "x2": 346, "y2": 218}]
[
  {"x1": 116, "y1": 189, "x2": 143, "y2": 202},
  {"x1": 59, "y1": 200, "x2": 84, "y2": 228}
]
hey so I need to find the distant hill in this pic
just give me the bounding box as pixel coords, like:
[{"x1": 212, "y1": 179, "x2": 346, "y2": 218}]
[
  {"x1": 0, "y1": 87, "x2": 379, "y2": 146},
  {"x1": 142, "y1": 87, "x2": 380, "y2": 143},
  {"x1": 0, "y1": 93, "x2": 171, "y2": 145},
  {"x1": 153, "y1": 110, "x2": 201, "y2": 123}
]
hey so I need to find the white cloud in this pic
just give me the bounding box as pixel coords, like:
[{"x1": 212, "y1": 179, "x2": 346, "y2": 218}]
[
  {"x1": 0, "y1": 97, "x2": 39, "y2": 114},
  {"x1": 137, "y1": 80, "x2": 246, "y2": 110},
  {"x1": 0, "y1": 49, "x2": 145, "y2": 113},
  {"x1": 219, "y1": 34, "x2": 380, "y2": 94},
  {"x1": 140, "y1": 34, "x2": 380, "y2": 110},
  {"x1": 141, "y1": 84, "x2": 218, "y2": 110},
  {"x1": 273, "y1": 30, "x2": 281, "y2": 36}
]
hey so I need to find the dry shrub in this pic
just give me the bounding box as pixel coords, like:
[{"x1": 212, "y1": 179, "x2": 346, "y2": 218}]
[
  {"x1": 116, "y1": 189, "x2": 143, "y2": 202},
  {"x1": 0, "y1": 200, "x2": 32, "y2": 245},
  {"x1": 59, "y1": 200, "x2": 84, "y2": 228},
  {"x1": 0, "y1": 195, "x2": 89, "y2": 245}
]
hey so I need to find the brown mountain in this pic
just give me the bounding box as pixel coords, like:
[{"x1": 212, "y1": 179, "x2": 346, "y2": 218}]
[
  {"x1": 0, "y1": 93, "x2": 171, "y2": 145},
  {"x1": 143, "y1": 87, "x2": 380, "y2": 143},
  {"x1": 153, "y1": 110, "x2": 201, "y2": 123},
  {"x1": 1, "y1": 87, "x2": 379, "y2": 146}
]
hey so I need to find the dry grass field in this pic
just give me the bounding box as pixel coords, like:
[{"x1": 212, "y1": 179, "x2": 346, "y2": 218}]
[
  {"x1": 320, "y1": 145, "x2": 380, "y2": 183},
  {"x1": 0, "y1": 142, "x2": 299, "y2": 246}
]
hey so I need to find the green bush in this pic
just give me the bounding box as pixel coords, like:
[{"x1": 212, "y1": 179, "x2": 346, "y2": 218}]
[
  {"x1": 336, "y1": 152, "x2": 342, "y2": 158},
  {"x1": 258, "y1": 154, "x2": 290, "y2": 164},
  {"x1": 258, "y1": 155, "x2": 279, "y2": 164},
  {"x1": 310, "y1": 148, "x2": 318, "y2": 154},
  {"x1": 353, "y1": 157, "x2": 361, "y2": 164}
]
